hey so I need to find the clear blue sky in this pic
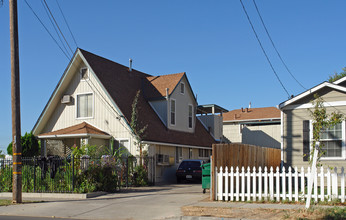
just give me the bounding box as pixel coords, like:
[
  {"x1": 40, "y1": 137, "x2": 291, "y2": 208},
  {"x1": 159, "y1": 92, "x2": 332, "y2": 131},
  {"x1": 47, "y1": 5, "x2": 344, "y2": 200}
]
[{"x1": 1, "y1": 1, "x2": 346, "y2": 153}]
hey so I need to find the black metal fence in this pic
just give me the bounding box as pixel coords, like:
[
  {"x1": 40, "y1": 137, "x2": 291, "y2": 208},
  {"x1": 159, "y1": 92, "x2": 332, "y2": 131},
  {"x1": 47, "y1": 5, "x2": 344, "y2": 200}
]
[{"x1": 0, "y1": 156, "x2": 154, "y2": 193}]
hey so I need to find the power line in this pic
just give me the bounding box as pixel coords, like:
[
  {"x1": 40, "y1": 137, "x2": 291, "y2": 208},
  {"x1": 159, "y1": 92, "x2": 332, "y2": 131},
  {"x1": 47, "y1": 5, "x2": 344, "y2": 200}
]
[
  {"x1": 41, "y1": 0, "x2": 71, "y2": 58},
  {"x1": 42, "y1": 0, "x2": 74, "y2": 55},
  {"x1": 55, "y1": 0, "x2": 78, "y2": 48},
  {"x1": 239, "y1": 0, "x2": 290, "y2": 98},
  {"x1": 252, "y1": 0, "x2": 306, "y2": 90},
  {"x1": 24, "y1": 0, "x2": 70, "y2": 60}
]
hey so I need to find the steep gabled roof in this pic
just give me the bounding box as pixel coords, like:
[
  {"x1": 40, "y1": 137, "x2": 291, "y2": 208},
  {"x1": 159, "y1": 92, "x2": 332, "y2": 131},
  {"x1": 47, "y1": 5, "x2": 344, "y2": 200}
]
[
  {"x1": 34, "y1": 48, "x2": 216, "y2": 148},
  {"x1": 223, "y1": 107, "x2": 280, "y2": 122},
  {"x1": 79, "y1": 49, "x2": 215, "y2": 147},
  {"x1": 279, "y1": 81, "x2": 346, "y2": 109},
  {"x1": 146, "y1": 72, "x2": 185, "y2": 99}
]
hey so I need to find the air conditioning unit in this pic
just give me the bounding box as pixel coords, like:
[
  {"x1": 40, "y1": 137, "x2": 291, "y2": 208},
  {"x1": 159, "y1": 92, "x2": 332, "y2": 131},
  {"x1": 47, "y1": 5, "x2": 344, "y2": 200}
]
[{"x1": 61, "y1": 95, "x2": 72, "y2": 104}]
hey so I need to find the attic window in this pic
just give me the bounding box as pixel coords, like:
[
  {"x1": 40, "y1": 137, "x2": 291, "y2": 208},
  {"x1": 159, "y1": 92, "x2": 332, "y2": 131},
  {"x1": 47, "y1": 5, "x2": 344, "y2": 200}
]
[
  {"x1": 80, "y1": 67, "x2": 89, "y2": 80},
  {"x1": 180, "y1": 82, "x2": 185, "y2": 94}
]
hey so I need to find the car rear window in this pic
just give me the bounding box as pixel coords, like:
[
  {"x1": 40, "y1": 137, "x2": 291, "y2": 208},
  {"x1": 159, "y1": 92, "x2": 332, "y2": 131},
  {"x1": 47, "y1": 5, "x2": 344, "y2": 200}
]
[{"x1": 179, "y1": 161, "x2": 201, "y2": 169}]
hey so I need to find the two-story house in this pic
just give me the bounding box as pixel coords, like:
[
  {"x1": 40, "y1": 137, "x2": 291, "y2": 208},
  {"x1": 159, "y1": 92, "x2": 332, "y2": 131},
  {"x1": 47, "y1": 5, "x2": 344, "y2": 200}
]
[{"x1": 32, "y1": 48, "x2": 216, "y2": 183}]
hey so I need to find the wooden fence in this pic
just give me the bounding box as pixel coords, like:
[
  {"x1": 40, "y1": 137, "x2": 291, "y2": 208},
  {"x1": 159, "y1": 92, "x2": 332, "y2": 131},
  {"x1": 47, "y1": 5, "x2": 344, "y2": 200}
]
[
  {"x1": 214, "y1": 166, "x2": 346, "y2": 203},
  {"x1": 211, "y1": 144, "x2": 281, "y2": 200},
  {"x1": 212, "y1": 143, "x2": 281, "y2": 169}
]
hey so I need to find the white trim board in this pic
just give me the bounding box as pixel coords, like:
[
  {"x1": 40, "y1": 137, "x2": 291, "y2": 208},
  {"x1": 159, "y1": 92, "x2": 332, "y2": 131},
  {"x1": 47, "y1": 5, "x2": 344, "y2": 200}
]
[{"x1": 141, "y1": 140, "x2": 212, "y2": 150}]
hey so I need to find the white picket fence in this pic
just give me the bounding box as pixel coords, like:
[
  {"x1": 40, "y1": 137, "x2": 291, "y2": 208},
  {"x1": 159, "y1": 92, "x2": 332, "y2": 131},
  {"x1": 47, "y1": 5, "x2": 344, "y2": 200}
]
[{"x1": 215, "y1": 166, "x2": 345, "y2": 203}]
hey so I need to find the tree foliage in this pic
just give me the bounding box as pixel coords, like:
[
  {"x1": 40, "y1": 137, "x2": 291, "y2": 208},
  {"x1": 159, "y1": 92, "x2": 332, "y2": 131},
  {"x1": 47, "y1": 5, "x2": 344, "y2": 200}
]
[
  {"x1": 7, "y1": 132, "x2": 40, "y2": 157},
  {"x1": 308, "y1": 94, "x2": 344, "y2": 162},
  {"x1": 130, "y1": 90, "x2": 148, "y2": 158},
  {"x1": 328, "y1": 67, "x2": 346, "y2": 82}
]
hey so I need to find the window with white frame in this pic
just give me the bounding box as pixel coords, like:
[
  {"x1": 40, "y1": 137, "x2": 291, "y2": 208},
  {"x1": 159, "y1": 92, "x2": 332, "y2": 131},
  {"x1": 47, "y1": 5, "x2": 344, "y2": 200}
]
[
  {"x1": 80, "y1": 67, "x2": 89, "y2": 80},
  {"x1": 76, "y1": 93, "x2": 93, "y2": 118},
  {"x1": 180, "y1": 82, "x2": 185, "y2": 94},
  {"x1": 311, "y1": 121, "x2": 345, "y2": 159},
  {"x1": 188, "y1": 105, "x2": 193, "y2": 128},
  {"x1": 170, "y1": 99, "x2": 176, "y2": 125}
]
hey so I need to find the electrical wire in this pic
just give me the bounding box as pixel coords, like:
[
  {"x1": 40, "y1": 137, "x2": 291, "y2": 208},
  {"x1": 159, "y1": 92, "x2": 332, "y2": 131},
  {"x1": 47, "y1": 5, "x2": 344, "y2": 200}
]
[
  {"x1": 252, "y1": 0, "x2": 306, "y2": 90},
  {"x1": 240, "y1": 0, "x2": 290, "y2": 98},
  {"x1": 24, "y1": 0, "x2": 70, "y2": 60},
  {"x1": 42, "y1": 0, "x2": 74, "y2": 55},
  {"x1": 55, "y1": 0, "x2": 78, "y2": 48},
  {"x1": 41, "y1": 0, "x2": 71, "y2": 58}
]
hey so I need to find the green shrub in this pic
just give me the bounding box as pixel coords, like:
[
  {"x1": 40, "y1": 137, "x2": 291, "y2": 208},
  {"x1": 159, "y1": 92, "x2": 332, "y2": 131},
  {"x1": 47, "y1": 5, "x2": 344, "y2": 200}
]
[{"x1": 132, "y1": 165, "x2": 148, "y2": 186}]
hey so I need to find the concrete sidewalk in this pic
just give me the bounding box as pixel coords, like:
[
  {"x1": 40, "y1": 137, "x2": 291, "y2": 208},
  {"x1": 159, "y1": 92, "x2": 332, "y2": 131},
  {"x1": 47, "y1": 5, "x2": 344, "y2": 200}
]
[{"x1": 0, "y1": 185, "x2": 339, "y2": 220}]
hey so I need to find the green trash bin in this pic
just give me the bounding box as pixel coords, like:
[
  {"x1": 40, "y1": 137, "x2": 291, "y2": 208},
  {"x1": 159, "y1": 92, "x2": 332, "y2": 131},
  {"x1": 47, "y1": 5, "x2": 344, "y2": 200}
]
[{"x1": 201, "y1": 163, "x2": 210, "y2": 193}]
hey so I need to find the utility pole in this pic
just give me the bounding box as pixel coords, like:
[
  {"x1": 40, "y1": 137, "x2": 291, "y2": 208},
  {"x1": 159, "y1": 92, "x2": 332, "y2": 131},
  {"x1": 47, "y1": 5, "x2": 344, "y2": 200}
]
[{"x1": 10, "y1": 0, "x2": 22, "y2": 204}]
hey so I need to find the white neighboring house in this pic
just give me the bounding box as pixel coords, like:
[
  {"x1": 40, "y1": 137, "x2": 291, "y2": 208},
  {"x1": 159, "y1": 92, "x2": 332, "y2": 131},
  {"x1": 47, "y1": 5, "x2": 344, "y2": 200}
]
[
  {"x1": 222, "y1": 107, "x2": 281, "y2": 149},
  {"x1": 32, "y1": 48, "x2": 216, "y2": 183}
]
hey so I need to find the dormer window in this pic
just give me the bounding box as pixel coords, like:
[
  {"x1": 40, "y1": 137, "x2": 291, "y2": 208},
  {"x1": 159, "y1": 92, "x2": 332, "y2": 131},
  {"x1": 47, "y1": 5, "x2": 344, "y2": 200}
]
[
  {"x1": 80, "y1": 67, "x2": 89, "y2": 80},
  {"x1": 180, "y1": 82, "x2": 185, "y2": 94}
]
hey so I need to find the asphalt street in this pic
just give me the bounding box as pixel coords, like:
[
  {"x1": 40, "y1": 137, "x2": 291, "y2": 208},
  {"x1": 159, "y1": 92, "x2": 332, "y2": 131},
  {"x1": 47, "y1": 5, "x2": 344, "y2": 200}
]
[{"x1": 0, "y1": 184, "x2": 207, "y2": 220}]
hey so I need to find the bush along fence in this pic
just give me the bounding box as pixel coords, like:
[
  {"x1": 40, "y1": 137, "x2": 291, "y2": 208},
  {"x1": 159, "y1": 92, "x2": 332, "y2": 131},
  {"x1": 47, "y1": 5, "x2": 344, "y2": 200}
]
[
  {"x1": 214, "y1": 166, "x2": 346, "y2": 203},
  {"x1": 0, "y1": 155, "x2": 154, "y2": 193}
]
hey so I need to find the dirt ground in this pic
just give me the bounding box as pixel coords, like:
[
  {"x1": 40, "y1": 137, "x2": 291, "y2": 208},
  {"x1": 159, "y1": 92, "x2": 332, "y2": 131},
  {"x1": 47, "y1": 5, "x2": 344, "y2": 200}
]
[{"x1": 181, "y1": 206, "x2": 332, "y2": 220}]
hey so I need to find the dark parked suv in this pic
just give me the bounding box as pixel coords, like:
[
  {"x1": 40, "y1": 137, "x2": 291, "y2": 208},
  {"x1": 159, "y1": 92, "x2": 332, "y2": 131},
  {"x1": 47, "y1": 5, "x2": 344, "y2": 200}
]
[{"x1": 176, "y1": 159, "x2": 203, "y2": 183}]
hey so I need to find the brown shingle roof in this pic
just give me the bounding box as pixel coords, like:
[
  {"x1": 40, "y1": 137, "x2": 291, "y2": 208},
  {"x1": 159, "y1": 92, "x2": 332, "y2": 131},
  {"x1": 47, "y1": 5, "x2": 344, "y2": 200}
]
[
  {"x1": 39, "y1": 122, "x2": 109, "y2": 136},
  {"x1": 79, "y1": 49, "x2": 215, "y2": 147},
  {"x1": 146, "y1": 73, "x2": 185, "y2": 98},
  {"x1": 223, "y1": 107, "x2": 280, "y2": 122}
]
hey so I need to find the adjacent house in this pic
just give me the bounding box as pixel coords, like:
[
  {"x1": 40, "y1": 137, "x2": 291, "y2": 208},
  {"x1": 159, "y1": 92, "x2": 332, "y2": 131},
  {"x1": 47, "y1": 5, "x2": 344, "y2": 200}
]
[
  {"x1": 222, "y1": 106, "x2": 281, "y2": 149},
  {"x1": 32, "y1": 48, "x2": 216, "y2": 183},
  {"x1": 279, "y1": 77, "x2": 346, "y2": 168}
]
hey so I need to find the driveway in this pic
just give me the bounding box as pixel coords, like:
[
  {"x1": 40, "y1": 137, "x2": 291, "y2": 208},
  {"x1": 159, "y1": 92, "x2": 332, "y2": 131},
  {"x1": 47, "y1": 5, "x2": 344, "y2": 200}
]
[{"x1": 0, "y1": 184, "x2": 208, "y2": 220}]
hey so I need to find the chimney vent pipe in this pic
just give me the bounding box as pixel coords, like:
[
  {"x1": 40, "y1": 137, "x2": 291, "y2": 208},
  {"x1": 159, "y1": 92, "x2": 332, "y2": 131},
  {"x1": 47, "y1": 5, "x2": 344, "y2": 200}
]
[{"x1": 129, "y1": 58, "x2": 132, "y2": 72}]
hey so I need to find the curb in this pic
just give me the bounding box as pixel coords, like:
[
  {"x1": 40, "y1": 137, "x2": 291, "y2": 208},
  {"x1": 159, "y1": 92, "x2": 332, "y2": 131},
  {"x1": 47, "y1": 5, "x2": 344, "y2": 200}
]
[{"x1": 0, "y1": 191, "x2": 107, "y2": 199}]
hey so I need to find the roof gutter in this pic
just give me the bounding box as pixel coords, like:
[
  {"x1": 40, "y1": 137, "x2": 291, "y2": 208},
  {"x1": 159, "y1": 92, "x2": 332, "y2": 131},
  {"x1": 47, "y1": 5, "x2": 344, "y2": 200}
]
[
  {"x1": 223, "y1": 117, "x2": 280, "y2": 123},
  {"x1": 141, "y1": 141, "x2": 212, "y2": 149},
  {"x1": 37, "y1": 133, "x2": 111, "y2": 139}
]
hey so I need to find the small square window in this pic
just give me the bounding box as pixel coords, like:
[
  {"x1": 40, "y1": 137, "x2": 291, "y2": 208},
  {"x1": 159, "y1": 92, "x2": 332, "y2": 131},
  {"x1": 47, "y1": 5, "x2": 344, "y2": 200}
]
[
  {"x1": 180, "y1": 83, "x2": 185, "y2": 94},
  {"x1": 80, "y1": 68, "x2": 89, "y2": 80}
]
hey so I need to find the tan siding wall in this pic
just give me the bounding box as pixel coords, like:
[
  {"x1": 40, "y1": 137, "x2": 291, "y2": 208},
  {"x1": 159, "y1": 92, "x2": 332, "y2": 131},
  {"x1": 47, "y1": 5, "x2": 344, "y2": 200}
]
[
  {"x1": 168, "y1": 77, "x2": 196, "y2": 133},
  {"x1": 283, "y1": 106, "x2": 346, "y2": 169},
  {"x1": 223, "y1": 123, "x2": 241, "y2": 143},
  {"x1": 242, "y1": 124, "x2": 281, "y2": 149},
  {"x1": 295, "y1": 88, "x2": 346, "y2": 105},
  {"x1": 42, "y1": 62, "x2": 136, "y2": 154},
  {"x1": 197, "y1": 115, "x2": 223, "y2": 140}
]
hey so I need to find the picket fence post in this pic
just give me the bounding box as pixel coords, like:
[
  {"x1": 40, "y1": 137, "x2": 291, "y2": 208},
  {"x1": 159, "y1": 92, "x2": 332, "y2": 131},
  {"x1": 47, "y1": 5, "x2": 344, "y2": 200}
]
[
  {"x1": 235, "y1": 167, "x2": 239, "y2": 201},
  {"x1": 301, "y1": 167, "x2": 305, "y2": 201},
  {"x1": 327, "y1": 168, "x2": 331, "y2": 202},
  {"x1": 282, "y1": 166, "x2": 286, "y2": 201},
  {"x1": 218, "y1": 166, "x2": 223, "y2": 201},
  {"x1": 269, "y1": 167, "x2": 274, "y2": 201},
  {"x1": 247, "y1": 167, "x2": 251, "y2": 201},
  {"x1": 225, "y1": 166, "x2": 229, "y2": 201},
  {"x1": 230, "y1": 166, "x2": 234, "y2": 201},
  {"x1": 276, "y1": 166, "x2": 280, "y2": 201},
  {"x1": 288, "y1": 166, "x2": 292, "y2": 201},
  {"x1": 252, "y1": 167, "x2": 256, "y2": 201},
  {"x1": 258, "y1": 167, "x2": 262, "y2": 201},
  {"x1": 341, "y1": 167, "x2": 345, "y2": 203},
  {"x1": 332, "y1": 167, "x2": 338, "y2": 200},
  {"x1": 294, "y1": 166, "x2": 298, "y2": 201},
  {"x1": 320, "y1": 167, "x2": 324, "y2": 202}
]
